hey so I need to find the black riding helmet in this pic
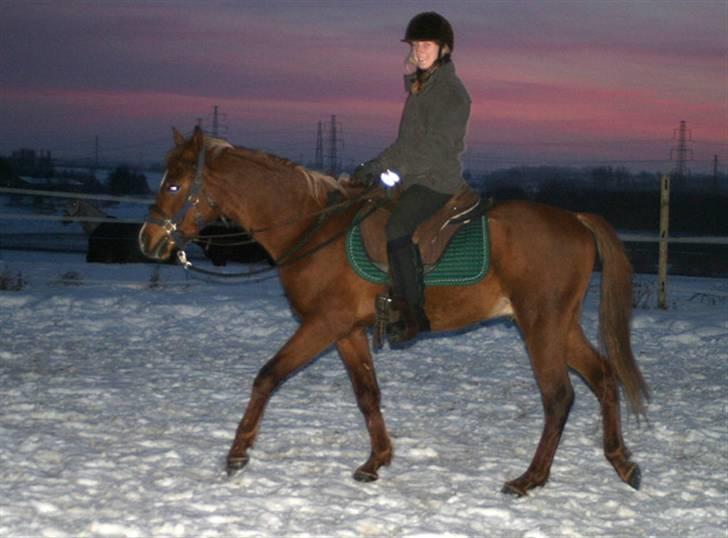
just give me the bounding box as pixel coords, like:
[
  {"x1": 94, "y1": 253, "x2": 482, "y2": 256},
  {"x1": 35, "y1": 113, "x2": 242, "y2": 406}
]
[{"x1": 402, "y1": 12, "x2": 454, "y2": 52}]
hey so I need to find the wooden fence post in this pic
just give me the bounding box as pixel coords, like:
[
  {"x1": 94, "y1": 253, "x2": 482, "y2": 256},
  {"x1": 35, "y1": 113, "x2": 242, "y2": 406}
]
[{"x1": 658, "y1": 174, "x2": 670, "y2": 309}]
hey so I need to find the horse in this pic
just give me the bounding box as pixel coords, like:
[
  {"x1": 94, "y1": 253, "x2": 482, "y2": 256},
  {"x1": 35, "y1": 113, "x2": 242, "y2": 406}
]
[
  {"x1": 139, "y1": 127, "x2": 648, "y2": 496},
  {"x1": 63, "y1": 199, "x2": 108, "y2": 235},
  {"x1": 197, "y1": 221, "x2": 273, "y2": 266},
  {"x1": 64, "y1": 199, "x2": 264, "y2": 266},
  {"x1": 63, "y1": 199, "x2": 149, "y2": 263}
]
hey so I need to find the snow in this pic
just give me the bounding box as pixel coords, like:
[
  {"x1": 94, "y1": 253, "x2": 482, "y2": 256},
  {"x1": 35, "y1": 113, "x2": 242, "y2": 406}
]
[{"x1": 0, "y1": 250, "x2": 726, "y2": 537}]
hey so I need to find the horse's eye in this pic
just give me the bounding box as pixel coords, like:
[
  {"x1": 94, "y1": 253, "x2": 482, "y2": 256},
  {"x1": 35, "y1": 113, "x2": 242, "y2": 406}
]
[{"x1": 167, "y1": 184, "x2": 181, "y2": 193}]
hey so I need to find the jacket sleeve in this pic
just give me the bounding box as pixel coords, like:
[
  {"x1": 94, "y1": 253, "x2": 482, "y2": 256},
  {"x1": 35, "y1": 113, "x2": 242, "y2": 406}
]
[{"x1": 377, "y1": 82, "x2": 470, "y2": 179}]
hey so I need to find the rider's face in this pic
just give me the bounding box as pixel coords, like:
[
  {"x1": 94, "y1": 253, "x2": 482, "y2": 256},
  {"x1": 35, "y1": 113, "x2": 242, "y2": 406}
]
[{"x1": 411, "y1": 40, "x2": 439, "y2": 70}]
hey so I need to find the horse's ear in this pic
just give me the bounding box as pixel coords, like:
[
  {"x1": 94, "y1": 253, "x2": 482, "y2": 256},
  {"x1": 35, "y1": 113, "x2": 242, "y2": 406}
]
[
  {"x1": 172, "y1": 127, "x2": 185, "y2": 147},
  {"x1": 192, "y1": 125, "x2": 204, "y2": 151}
]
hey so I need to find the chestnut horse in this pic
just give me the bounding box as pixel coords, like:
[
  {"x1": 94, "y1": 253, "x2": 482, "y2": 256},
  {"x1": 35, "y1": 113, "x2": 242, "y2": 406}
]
[{"x1": 139, "y1": 127, "x2": 648, "y2": 496}]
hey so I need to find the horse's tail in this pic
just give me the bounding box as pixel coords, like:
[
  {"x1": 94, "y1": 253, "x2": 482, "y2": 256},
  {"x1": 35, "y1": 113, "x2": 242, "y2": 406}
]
[{"x1": 577, "y1": 212, "x2": 649, "y2": 416}]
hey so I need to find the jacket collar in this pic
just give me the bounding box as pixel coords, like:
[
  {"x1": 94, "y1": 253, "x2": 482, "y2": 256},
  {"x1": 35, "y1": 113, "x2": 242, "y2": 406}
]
[{"x1": 403, "y1": 61, "x2": 455, "y2": 94}]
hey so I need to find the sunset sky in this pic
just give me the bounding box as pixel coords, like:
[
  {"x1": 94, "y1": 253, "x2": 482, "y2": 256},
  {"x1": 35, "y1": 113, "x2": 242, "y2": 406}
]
[{"x1": 1, "y1": 1, "x2": 725, "y2": 173}]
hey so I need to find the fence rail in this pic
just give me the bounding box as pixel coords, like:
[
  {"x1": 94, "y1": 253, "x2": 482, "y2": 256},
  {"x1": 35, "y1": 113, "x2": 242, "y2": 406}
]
[
  {"x1": 1, "y1": 186, "x2": 727, "y2": 263},
  {"x1": 0, "y1": 213, "x2": 145, "y2": 224},
  {"x1": 619, "y1": 233, "x2": 728, "y2": 245},
  {"x1": 2, "y1": 213, "x2": 726, "y2": 244},
  {"x1": 3, "y1": 184, "x2": 726, "y2": 244},
  {"x1": 0, "y1": 187, "x2": 153, "y2": 204}
]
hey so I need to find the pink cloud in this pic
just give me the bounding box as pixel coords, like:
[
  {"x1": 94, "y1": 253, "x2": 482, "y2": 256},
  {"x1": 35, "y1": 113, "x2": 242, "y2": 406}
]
[{"x1": 1, "y1": 2, "x2": 724, "y2": 170}]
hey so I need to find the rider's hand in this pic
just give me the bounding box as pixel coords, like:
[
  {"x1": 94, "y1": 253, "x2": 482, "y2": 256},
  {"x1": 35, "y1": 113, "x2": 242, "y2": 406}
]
[{"x1": 351, "y1": 159, "x2": 384, "y2": 187}]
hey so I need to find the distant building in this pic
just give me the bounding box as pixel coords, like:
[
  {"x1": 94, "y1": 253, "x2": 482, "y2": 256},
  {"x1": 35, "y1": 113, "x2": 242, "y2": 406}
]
[{"x1": 10, "y1": 148, "x2": 54, "y2": 178}]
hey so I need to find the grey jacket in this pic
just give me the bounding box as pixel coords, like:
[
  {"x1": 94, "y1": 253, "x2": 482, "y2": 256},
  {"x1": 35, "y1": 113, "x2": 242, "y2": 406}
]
[{"x1": 377, "y1": 61, "x2": 471, "y2": 195}]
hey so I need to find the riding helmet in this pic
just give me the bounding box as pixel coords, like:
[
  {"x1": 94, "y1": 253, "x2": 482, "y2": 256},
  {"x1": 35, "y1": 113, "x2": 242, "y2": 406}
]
[{"x1": 402, "y1": 12, "x2": 454, "y2": 51}]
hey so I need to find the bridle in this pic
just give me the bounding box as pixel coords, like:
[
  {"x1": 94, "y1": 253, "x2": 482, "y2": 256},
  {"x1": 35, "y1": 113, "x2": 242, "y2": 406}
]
[
  {"x1": 144, "y1": 147, "x2": 218, "y2": 251},
  {"x1": 144, "y1": 146, "x2": 381, "y2": 278}
]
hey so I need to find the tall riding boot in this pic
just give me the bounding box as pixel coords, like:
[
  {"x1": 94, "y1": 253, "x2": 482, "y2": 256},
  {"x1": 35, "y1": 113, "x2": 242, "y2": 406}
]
[{"x1": 386, "y1": 237, "x2": 430, "y2": 344}]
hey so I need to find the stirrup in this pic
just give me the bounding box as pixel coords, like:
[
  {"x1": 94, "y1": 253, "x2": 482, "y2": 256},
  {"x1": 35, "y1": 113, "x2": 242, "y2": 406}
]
[{"x1": 386, "y1": 301, "x2": 430, "y2": 346}]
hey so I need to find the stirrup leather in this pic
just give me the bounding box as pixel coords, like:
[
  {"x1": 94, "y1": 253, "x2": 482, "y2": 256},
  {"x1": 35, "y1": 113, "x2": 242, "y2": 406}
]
[{"x1": 373, "y1": 294, "x2": 392, "y2": 351}]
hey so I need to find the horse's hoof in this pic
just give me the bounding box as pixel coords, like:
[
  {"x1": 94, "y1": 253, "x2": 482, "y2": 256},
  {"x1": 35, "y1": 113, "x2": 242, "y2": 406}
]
[
  {"x1": 353, "y1": 468, "x2": 378, "y2": 482},
  {"x1": 226, "y1": 456, "x2": 250, "y2": 477},
  {"x1": 626, "y1": 463, "x2": 641, "y2": 490},
  {"x1": 501, "y1": 482, "x2": 528, "y2": 497}
]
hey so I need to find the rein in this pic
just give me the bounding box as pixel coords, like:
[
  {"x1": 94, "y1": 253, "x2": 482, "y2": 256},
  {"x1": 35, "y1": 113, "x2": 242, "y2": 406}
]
[
  {"x1": 177, "y1": 202, "x2": 378, "y2": 279},
  {"x1": 178, "y1": 196, "x2": 379, "y2": 279}
]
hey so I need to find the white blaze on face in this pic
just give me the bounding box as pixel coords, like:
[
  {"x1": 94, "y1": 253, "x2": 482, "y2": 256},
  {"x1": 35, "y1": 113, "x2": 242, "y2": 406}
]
[{"x1": 380, "y1": 169, "x2": 401, "y2": 187}]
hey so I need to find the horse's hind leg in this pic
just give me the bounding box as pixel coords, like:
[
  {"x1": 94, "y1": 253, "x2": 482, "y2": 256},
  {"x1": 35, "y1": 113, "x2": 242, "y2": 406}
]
[
  {"x1": 227, "y1": 317, "x2": 335, "y2": 475},
  {"x1": 566, "y1": 324, "x2": 641, "y2": 489},
  {"x1": 336, "y1": 328, "x2": 393, "y2": 482},
  {"x1": 503, "y1": 321, "x2": 574, "y2": 496}
]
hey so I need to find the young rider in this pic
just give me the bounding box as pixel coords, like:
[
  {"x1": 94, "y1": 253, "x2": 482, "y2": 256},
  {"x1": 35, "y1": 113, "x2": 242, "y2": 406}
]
[{"x1": 352, "y1": 12, "x2": 472, "y2": 344}]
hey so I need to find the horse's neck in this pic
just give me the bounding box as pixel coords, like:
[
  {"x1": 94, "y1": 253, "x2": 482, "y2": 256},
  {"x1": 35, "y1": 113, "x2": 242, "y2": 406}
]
[
  {"x1": 81, "y1": 220, "x2": 99, "y2": 235},
  {"x1": 69, "y1": 201, "x2": 106, "y2": 235},
  {"x1": 210, "y1": 157, "x2": 334, "y2": 260}
]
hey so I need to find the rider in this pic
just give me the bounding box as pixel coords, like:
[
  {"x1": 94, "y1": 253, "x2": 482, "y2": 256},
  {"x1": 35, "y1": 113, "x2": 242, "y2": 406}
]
[{"x1": 351, "y1": 12, "x2": 471, "y2": 344}]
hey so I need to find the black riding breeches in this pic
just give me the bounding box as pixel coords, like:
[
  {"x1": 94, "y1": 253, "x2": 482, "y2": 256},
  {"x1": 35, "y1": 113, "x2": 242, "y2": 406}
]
[{"x1": 385, "y1": 184, "x2": 452, "y2": 242}]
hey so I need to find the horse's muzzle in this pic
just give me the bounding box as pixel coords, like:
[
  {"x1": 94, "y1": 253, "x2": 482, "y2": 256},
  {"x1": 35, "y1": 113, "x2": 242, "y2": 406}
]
[{"x1": 138, "y1": 223, "x2": 174, "y2": 261}]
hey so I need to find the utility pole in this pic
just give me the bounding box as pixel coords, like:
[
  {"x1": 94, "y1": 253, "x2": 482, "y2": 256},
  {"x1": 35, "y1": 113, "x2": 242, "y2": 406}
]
[
  {"x1": 670, "y1": 120, "x2": 693, "y2": 187},
  {"x1": 713, "y1": 155, "x2": 719, "y2": 182},
  {"x1": 212, "y1": 105, "x2": 220, "y2": 138},
  {"x1": 314, "y1": 121, "x2": 324, "y2": 170},
  {"x1": 94, "y1": 135, "x2": 99, "y2": 173},
  {"x1": 327, "y1": 114, "x2": 338, "y2": 175},
  {"x1": 658, "y1": 174, "x2": 670, "y2": 309},
  {"x1": 713, "y1": 155, "x2": 720, "y2": 234}
]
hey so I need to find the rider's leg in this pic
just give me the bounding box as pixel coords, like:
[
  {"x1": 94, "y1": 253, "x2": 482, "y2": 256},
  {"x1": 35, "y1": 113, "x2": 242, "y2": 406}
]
[{"x1": 384, "y1": 185, "x2": 451, "y2": 344}]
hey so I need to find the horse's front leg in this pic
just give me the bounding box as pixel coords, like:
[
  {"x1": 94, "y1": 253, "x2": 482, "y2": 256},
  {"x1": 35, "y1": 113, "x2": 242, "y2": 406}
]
[
  {"x1": 336, "y1": 327, "x2": 393, "y2": 482},
  {"x1": 227, "y1": 317, "x2": 334, "y2": 475}
]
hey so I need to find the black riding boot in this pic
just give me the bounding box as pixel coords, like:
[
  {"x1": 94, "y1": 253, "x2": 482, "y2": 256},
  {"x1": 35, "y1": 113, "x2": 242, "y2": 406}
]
[{"x1": 386, "y1": 237, "x2": 430, "y2": 344}]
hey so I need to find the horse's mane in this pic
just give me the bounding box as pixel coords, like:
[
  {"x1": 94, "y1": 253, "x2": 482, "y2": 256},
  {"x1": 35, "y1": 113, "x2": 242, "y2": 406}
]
[
  {"x1": 168, "y1": 134, "x2": 344, "y2": 207},
  {"x1": 204, "y1": 135, "x2": 234, "y2": 157},
  {"x1": 220, "y1": 142, "x2": 344, "y2": 206}
]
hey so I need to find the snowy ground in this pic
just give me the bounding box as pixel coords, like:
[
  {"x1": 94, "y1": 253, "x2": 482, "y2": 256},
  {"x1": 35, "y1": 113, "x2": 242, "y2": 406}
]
[{"x1": 0, "y1": 251, "x2": 726, "y2": 537}]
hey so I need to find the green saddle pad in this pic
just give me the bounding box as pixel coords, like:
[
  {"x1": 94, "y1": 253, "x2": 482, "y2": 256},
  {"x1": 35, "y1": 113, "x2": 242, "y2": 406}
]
[{"x1": 345, "y1": 214, "x2": 490, "y2": 286}]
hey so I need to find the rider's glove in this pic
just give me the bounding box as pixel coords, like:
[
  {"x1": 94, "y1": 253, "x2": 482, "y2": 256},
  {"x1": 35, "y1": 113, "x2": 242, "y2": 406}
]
[{"x1": 351, "y1": 159, "x2": 384, "y2": 187}]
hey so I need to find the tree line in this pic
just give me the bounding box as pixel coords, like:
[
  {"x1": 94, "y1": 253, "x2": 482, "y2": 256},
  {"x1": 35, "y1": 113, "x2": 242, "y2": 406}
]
[
  {"x1": 474, "y1": 165, "x2": 727, "y2": 236},
  {"x1": 0, "y1": 157, "x2": 150, "y2": 196}
]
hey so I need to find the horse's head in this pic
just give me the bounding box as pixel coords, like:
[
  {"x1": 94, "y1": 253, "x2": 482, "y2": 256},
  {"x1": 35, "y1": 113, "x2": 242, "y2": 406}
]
[
  {"x1": 61, "y1": 199, "x2": 82, "y2": 226},
  {"x1": 139, "y1": 126, "x2": 224, "y2": 261}
]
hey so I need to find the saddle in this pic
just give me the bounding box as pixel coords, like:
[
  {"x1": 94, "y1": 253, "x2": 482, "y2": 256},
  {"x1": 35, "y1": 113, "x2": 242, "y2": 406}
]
[{"x1": 359, "y1": 185, "x2": 483, "y2": 269}]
